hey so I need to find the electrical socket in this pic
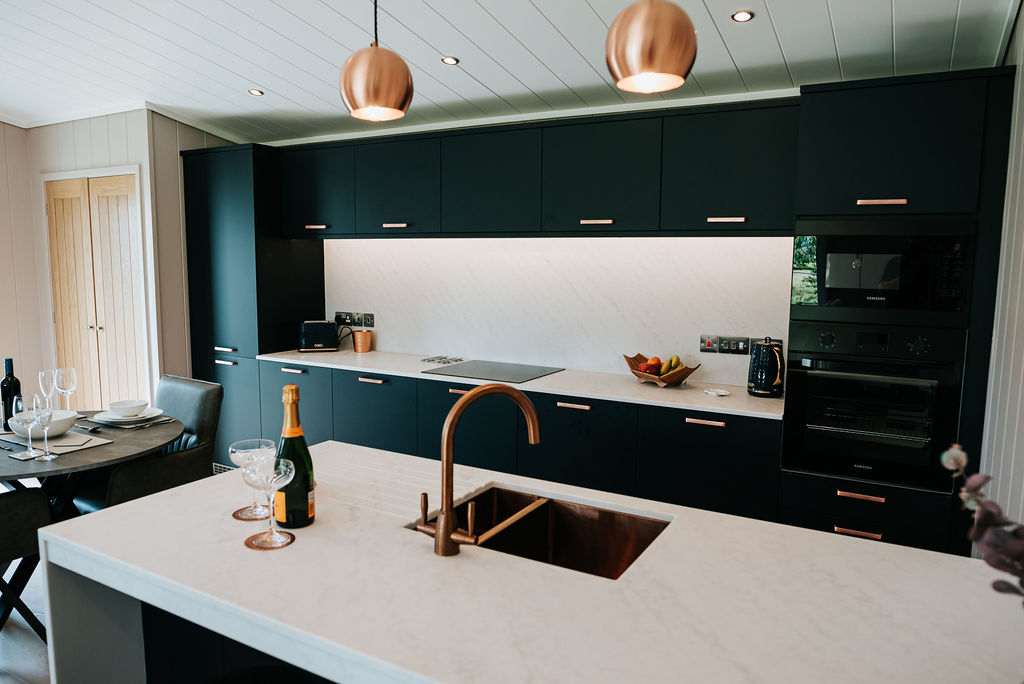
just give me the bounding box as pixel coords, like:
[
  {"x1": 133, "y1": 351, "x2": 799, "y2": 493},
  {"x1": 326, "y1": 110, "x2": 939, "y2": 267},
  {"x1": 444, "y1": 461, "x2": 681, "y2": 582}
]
[
  {"x1": 699, "y1": 335, "x2": 718, "y2": 353},
  {"x1": 352, "y1": 312, "x2": 363, "y2": 326},
  {"x1": 362, "y1": 313, "x2": 374, "y2": 328},
  {"x1": 336, "y1": 311, "x2": 356, "y2": 326},
  {"x1": 719, "y1": 336, "x2": 750, "y2": 355}
]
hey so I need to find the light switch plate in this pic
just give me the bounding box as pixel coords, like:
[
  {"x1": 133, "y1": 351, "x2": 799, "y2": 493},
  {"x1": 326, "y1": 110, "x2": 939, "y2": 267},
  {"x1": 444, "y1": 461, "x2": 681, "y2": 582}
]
[
  {"x1": 700, "y1": 335, "x2": 718, "y2": 352},
  {"x1": 363, "y1": 313, "x2": 375, "y2": 327}
]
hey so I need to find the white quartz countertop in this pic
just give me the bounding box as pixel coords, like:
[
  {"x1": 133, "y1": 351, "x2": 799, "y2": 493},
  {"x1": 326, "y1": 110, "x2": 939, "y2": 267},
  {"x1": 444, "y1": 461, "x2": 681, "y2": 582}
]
[
  {"x1": 40, "y1": 442, "x2": 1024, "y2": 683},
  {"x1": 257, "y1": 349, "x2": 784, "y2": 420}
]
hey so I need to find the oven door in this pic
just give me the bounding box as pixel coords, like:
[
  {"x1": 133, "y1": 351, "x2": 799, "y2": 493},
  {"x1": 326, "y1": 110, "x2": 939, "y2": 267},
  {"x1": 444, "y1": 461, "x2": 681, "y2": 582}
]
[{"x1": 782, "y1": 356, "x2": 962, "y2": 492}]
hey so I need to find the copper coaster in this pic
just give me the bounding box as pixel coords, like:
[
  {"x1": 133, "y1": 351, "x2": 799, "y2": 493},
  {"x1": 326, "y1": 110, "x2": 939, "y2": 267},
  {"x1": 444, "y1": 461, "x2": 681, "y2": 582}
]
[
  {"x1": 244, "y1": 531, "x2": 295, "y2": 550},
  {"x1": 232, "y1": 506, "x2": 269, "y2": 521}
]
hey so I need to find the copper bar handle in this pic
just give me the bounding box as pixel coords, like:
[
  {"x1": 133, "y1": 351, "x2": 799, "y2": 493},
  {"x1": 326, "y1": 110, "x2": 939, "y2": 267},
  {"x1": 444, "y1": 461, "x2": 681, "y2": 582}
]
[
  {"x1": 706, "y1": 216, "x2": 747, "y2": 223},
  {"x1": 420, "y1": 492, "x2": 429, "y2": 525},
  {"x1": 579, "y1": 219, "x2": 614, "y2": 225},
  {"x1": 281, "y1": 368, "x2": 306, "y2": 375},
  {"x1": 304, "y1": 224, "x2": 327, "y2": 230},
  {"x1": 214, "y1": 359, "x2": 237, "y2": 366},
  {"x1": 213, "y1": 346, "x2": 236, "y2": 353},
  {"x1": 686, "y1": 417, "x2": 726, "y2": 427},
  {"x1": 358, "y1": 377, "x2": 384, "y2": 384},
  {"x1": 382, "y1": 222, "x2": 409, "y2": 228},
  {"x1": 837, "y1": 490, "x2": 886, "y2": 504},
  {"x1": 556, "y1": 401, "x2": 591, "y2": 411},
  {"x1": 467, "y1": 501, "x2": 476, "y2": 537},
  {"x1": 448, "y1": 388, "x2": 469, "y2": 395},
  {"x1": 834, "y1": 526, "x2": 882, "y2": 540},
  {"x1": 856, "y1": 198, "x2": 908, "y2": 206}
]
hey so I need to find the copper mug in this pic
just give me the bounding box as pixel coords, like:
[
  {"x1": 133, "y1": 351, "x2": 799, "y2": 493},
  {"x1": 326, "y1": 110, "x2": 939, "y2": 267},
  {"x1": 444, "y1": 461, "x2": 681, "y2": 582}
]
[{"x1": 353, "y1": 330, "x2": 373, "y2": 353}]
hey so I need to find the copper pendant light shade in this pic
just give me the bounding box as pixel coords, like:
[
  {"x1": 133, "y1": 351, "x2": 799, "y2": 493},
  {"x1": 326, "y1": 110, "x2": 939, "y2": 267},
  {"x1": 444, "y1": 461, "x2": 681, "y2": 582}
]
[
  {"x1": 606, "y1": 0, "x2": 697, "y2": 94},
  {"x1": 339, "y1": 1, "x2": 414, "y2": 122}
]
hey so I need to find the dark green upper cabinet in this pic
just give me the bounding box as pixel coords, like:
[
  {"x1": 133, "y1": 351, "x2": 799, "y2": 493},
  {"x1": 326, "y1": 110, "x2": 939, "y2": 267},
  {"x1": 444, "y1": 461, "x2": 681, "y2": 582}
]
[
  {"x1": 355, "y1": 138, "x2": 440, "y2": 235},
  {"x1": 280, "y1": 145, "x2": 355, "y2": 237},
  {"x1": 796, "y1": 77, "x2": 987, "y2": 215},
  {"x1": 441, "y1": 129, "x2": 542, "y2": 233},
  {"x1": 542, "y1": 119, "x2": 661, "y2": 231},
  {"x1": 662, "y1": 105, "x2": 798, "y2": 230}
]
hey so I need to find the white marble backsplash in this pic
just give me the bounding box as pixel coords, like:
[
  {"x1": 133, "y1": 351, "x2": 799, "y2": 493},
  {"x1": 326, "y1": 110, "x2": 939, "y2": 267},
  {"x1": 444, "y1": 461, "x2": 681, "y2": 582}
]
[{"x1": 324, "y1": 237, "x2": 792, "y2": 385}]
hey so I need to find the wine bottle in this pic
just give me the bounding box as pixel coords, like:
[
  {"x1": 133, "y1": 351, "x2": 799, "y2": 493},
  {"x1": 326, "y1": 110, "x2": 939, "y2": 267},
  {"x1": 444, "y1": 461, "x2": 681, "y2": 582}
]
[
  {"x1": 0, "y1": 358, "x2": 21, "y2": 432},
  {"x1": 274, "y1": 384, "x2": 315, "y2": 528}
]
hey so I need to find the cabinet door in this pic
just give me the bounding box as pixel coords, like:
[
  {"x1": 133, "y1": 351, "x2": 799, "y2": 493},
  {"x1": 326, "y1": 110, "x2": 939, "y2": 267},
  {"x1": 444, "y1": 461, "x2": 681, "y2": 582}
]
[
  {"x1": 183, "y1": 149, "x2": 258, "y2": 358},
  {"x1": 636, "y1": 407, "x2": 781, "y2": 521},
  {"x1": 193, "y1": 355, "x2": 261, "y2": 467},
  {"x1": 662, "y1": 106, "x2": 798, "y2": 230},
  {"x1": 441, "y1": 129, "x2": 542, "y2": 233},
  {"x1": 542, "y1": 119, "x2": 661, "y2": 231},
  {"x1": 416, "y1": 380, "x2": 517, "y2": 472},
  {"x1": 796, "y1": 78, "x2": 987, "y2": 215},
  {"x1": 355, "y1": 138, "x2": 440, "y2": 235},
  {"x1": 259, "y1": 362, "x2": 333, "y2": 446},
  {"x1": 516, "y1": 394, "x2": 637, "y2": 495},
  {"x1": 280, "y1": 146, "x2": 355, "y2": 237},
  {"x1": 332, "y1": 370, "x2": 417, "y2": 454}
]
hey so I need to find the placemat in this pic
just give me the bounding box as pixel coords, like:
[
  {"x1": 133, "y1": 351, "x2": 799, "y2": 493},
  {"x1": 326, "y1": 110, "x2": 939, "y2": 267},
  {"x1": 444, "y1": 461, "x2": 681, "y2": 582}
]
[{"x1": 0, "y1": 431, "x2": 112, "y2": 454}]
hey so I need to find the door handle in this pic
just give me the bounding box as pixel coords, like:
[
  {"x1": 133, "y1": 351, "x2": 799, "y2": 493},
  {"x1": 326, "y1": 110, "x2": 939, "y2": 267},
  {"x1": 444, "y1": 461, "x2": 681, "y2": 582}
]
[
  {"x1": 705, "y1": 217, "x2": 747, "y2": 223},
  {"x1": 213, "y1": 346, "x2": 237, "y2": 353},
  {"x1": 448, "y1": 388, "x2": 469, "y2": 395},
  {"x1": 837, "y1": 490, "x2": 886, "y2": 503},
  {"x1": 87, "y1": 325, "x2": 95, "y2": 330},
  {"x1": 834, "y1": 525, "x2": 882, "y2": 540},
  {"x1": 556, "y1": 401, "x2": 591, "y2": 411},
  {"x1": 305, "y1": 224, "x2": 328, "y2": 230},
  {"x1": 685, "y1": 417, "x2": 726, "y2": 427},
  {"x1": 579, "y1": 219, "x2": 613, "y2": 225},
  {"x1": 358, "y1": 377, "x2": 384, "y2": 384},
  {"x1": 855, "y1": 198, "x2": 908, "y2": 206},
  {"x1": 96, "y1": 326, "x2": 104, "y2": 331},
  {"x1": 281, "y1": 368, "x2": 306, "y2": 374},
  {"x1": 214, "y1": 359, "x2": 237, "y2": 366},
  {"x1": 382, "y1": 222, "x2": 409, "y2": 229}
]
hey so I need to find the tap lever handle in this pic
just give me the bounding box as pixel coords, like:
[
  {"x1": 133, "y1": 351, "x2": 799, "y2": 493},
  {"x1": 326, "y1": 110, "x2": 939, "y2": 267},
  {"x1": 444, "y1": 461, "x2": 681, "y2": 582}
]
[
  {"x1": 420, "y1": 492, "x2": 429, "y2": 525},
  {"x1": 467, "y1": 501, "x2": 476, "y2": 537}
]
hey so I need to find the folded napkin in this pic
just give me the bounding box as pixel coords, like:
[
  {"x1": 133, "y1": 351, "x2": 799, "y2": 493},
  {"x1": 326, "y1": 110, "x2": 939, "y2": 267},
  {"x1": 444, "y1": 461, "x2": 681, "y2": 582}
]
[{"x1": 0, "y1": 431, "x2": 112, "y2": 454}]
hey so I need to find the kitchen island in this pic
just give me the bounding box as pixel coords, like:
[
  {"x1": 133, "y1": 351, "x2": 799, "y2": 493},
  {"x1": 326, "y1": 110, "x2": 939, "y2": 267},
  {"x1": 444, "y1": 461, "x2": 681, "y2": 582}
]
[{"x1": 40, "y1": 441, "x2": 1023, "y2": 683}]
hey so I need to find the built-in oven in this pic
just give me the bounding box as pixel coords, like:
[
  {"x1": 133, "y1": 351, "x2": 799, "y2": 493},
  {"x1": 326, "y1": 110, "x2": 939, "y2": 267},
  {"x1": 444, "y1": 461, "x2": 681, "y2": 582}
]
[
  {"x1": 791, "y1": 219, "x2": 974, "y2": 327},
  {"x1": 782, "y1": 321, "x2": 966, "y2": 493}
]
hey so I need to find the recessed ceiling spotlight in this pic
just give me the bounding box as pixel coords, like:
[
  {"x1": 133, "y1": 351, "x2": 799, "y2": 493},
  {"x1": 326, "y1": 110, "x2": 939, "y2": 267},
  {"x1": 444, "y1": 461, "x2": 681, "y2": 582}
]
[
  {"x1": 248, "y1": 88, "x2": 265, "y2": 96},
  {"x1": 441, "y1": 55, "x2": 460, "y2": 66},
  {"x1": 731, "y1": 10, "x2": 754, "y2": 22}
]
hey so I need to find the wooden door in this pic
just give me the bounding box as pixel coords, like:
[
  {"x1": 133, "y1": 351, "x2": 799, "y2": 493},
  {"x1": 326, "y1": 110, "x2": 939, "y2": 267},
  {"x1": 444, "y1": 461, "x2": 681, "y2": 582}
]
[
  {"x1": 46, "y1": 178, "x2": 102, "y2": 411},
  {"x1": 87, "y1": 174, "x2": 148, "y2": 404}
]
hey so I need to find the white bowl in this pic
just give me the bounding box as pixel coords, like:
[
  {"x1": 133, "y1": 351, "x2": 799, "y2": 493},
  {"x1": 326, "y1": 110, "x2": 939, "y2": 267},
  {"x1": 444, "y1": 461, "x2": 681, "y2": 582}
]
[
  {"x1": 108, "y1": 399, "x2": 148, "y2": 417},
  {"x1": 9, "y1": 409, "x2": 76, "y2": 439}
]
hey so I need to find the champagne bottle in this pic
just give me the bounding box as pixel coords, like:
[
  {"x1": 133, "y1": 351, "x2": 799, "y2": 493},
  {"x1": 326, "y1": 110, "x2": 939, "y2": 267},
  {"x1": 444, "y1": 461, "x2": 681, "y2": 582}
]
[
  {"x1": 274, "y1": 384, "x2": 315, "y2": 528},
  {"x1": 0, "y1": 358, "x2": 21, "y2": 432}
]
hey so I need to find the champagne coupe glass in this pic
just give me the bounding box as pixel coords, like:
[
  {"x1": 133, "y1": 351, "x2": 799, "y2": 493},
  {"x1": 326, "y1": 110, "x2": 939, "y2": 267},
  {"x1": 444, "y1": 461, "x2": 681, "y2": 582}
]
[
  {"x1": 242, "y1": 456, "x2": 295, "y2": 550},
  {"x1": 55, "y1": 368, "x2": 78, "y2": 412},
  {"x1": 38, "y1": 370, "x2": 56, "y2": 410},
  {"x1": 34, "y1": 394, "x2": 55, "y2": 462},
  {"x1": 9, "y1": 396, "x2": 41, "y2": 458},
  {"x1": 228, "y1": 439, "x2": 273, "y2": 521}
]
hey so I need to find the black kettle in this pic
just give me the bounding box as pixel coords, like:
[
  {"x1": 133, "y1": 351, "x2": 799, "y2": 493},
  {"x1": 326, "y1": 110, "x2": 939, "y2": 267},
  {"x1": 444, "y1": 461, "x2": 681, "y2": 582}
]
[{"x1": 747, "y1": 337, "x2": 785, "y2": 398}]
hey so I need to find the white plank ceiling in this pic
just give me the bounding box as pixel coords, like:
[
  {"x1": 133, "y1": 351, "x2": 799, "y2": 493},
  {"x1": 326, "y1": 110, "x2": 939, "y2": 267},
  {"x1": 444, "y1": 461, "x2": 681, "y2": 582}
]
[{"x1": 0, "y1": 0, "x2": 1019, "y2": 144}]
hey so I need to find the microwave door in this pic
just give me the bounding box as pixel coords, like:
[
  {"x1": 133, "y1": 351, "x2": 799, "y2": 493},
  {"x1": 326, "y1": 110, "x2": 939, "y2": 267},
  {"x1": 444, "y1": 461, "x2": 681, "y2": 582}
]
[{"x1": 825, "y1": 253, "x2": 863, "y2": 288}]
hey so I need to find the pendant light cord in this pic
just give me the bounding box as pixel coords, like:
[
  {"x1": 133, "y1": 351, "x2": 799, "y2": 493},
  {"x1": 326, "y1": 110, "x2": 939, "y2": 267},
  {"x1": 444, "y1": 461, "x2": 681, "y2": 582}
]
[{"x1": 374, "y1": 0, "x2": 379, "y2": 45}]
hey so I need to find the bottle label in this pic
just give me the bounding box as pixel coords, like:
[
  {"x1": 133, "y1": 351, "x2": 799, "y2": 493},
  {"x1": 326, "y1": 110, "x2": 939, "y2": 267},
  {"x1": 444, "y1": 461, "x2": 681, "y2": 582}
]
[
  {"x1": 282, "y1": 426, "x2": 304, "y2": 438},
  {"x1": 274, "y1": 491, "x2": 286, "y2": 523}
]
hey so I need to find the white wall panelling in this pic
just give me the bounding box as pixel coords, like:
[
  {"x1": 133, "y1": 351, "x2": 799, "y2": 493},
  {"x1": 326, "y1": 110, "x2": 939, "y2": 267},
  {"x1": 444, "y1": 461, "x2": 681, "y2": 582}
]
[{"x1": 324, "y1": 237, "x2": 791, "y2": 385}]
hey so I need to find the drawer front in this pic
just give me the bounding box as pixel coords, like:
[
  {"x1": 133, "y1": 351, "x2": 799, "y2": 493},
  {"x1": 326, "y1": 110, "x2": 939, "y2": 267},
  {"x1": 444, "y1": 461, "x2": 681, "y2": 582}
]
[
  {"x1": 194, "y1": 354, "x2": 261, "y2": 467},
  {"x1": 259, "y1": 362, "x2": 333, "y2": 445},
  {"x1": 332, "y1": 370, "x2": 417, "y2": 455},
  {"x1": 416, "y1": 380, "x2": 517, "y2": 472},
  {"x1": 779, "y1": 471, "x2": 953, "y2": 552}
]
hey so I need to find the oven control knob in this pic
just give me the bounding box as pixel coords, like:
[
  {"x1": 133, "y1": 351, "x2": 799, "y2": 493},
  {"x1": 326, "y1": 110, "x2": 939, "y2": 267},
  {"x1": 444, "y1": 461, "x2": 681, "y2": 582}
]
[
  {"x1": 908, "y1": 337, "x2": 929, "y2": 355},
  {"x1": 819, "y1": 332, "x2": 836, "y2": 348}
]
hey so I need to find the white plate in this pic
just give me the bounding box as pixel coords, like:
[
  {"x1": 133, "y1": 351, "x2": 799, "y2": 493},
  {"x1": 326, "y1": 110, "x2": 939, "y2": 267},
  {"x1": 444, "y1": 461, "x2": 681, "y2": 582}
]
[
  {"x1": 91, "y1": 407, "x2": 164, "y2": 425},
  {"x1": 703, "y1": 388, "x2": 731, "y2": 397}
]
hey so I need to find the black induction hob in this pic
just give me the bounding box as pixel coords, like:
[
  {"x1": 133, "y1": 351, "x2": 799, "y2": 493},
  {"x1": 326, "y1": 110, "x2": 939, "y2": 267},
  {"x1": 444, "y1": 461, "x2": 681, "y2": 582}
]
[{"x1": 422, "y1": 360, "x2": 563, "y2": 384}]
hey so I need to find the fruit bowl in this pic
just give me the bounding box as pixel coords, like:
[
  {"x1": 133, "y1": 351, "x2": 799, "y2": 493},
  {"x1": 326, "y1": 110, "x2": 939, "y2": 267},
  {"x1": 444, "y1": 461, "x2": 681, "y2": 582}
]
[{"x1": 624, "y1": 354, "x2": 700, "y2": 388}]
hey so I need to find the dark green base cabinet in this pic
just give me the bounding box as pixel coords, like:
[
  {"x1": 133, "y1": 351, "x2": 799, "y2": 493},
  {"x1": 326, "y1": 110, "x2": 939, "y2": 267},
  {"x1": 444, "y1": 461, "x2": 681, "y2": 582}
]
[
  {"x1": 195, "y1": 355, "x2": 261, "y2": 467},
  {"x1": 259, "y1": 362, "x2": 333, "y2": 446},
  {"x1": 332, "y1": 370, "x2": 417, "y2": 455},
  {"x1": 416, "y1": 381, "x2": 517, "y2": 472},
  {"x1": 517, "y1": 394, "x2": 637, "y2": 496},
  {"x1": 636, "y1": 406, "x2": 781, "y2": 521},
  {"x1": 778, "y1": 471, "x2": 953, "y2": 553}
]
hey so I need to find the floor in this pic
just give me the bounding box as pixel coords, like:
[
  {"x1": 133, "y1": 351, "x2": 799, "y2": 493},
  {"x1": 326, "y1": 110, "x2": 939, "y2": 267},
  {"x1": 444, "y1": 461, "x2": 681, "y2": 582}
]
[{"x1": 0, "y1": 563, "x2": 48, "y2": 684}]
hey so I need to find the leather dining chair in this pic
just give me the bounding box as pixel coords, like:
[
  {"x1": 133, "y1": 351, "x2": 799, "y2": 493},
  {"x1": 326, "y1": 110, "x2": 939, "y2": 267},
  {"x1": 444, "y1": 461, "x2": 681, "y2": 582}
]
[
  {"x1": 74, "y1": 375, "x2": 223, "y2": 514},
  {"x1": 0, "y1": 488, "x2": 50, "y2": 642}
]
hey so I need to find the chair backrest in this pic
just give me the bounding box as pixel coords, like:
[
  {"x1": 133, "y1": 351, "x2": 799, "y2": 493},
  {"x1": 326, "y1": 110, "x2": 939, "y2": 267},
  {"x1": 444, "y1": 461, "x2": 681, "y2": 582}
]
[
  {"x1": 155, "y1": 375, "x2": 223, "y2": 453},
  {"x1": 0, "y1": 489, "x2": 51, "y2": 563}
]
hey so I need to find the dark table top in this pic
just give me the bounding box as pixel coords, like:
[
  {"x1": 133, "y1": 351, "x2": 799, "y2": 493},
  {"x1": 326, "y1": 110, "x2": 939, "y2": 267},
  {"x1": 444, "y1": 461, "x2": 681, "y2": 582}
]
[{"x1": 0, "y1": 411, "x2": 184, "y2": 481}]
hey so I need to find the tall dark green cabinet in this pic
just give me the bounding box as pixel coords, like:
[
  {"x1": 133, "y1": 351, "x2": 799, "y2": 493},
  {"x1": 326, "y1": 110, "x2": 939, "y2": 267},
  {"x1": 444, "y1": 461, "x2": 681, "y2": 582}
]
[{"x1": 182, "y1": 144, "x2": 326, "y2": 466}]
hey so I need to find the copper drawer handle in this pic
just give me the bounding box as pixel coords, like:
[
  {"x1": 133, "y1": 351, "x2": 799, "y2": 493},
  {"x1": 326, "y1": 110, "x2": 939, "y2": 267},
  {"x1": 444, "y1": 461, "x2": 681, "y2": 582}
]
[
  {"x1": 358, "y1": 377, "x2": 384, "y2": 384},
  {"x1": 305, "y1": 224, "x2": 327, "y2": 230},
  {"x1": 382, "y1": 222, "x2": 409, "y2": 228},
  {"x1": 281, "y1": 368, "x2": 306, "y2": 374},
  {"x1": 214, "y1": 359, "x2": 237, "y2": 366},
  {"x1": 706, "y1": 216, "x2": 747, "y2": 223},
  {"x1": 556, "y1": 401, "x2": 591, "y2": 411},
  {"x1": 685, "y1": 417, "x2": 726, "y2": 427},
  {"x1": 837, "y1": 490, "x2": 886, "y2": 503},
  {"x1": 834, "y1": 526, "x2": 882, "y2": 540},
  {"x1": 213, "y1": 346, "x2": 237, "y2": 353},
  {"x1": 856, "y1": 198, "x2": 908, "y2": 206},
  {"x1": 448, "y1": 388, "x2": 469, "y2": 395},
  {"x1": 579, "y1": 219, "x2": 613, "y2": 225}
]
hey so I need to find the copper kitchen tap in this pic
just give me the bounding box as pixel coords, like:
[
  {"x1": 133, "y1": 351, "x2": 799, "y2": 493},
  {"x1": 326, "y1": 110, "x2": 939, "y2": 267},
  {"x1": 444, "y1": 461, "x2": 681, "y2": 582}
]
[{"x1": 417, "y1": 383, "x2": 540, "y2": 556}]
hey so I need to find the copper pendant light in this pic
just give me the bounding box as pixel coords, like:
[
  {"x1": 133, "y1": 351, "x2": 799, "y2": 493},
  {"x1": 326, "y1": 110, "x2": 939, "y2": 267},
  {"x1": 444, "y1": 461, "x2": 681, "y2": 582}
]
[
  {"x1": 339, "y1": 0, "x2": 413, "y2": 122},
  {"x1": 605, "y1": 0, "x2": 697, "y2": 94}
]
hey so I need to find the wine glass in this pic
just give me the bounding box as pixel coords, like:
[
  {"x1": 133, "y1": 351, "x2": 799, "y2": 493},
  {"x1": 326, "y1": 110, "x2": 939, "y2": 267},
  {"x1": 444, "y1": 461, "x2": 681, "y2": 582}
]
[
  {"x1": 9, "y1": 396, "x2": 41, "y2": 459},
  {"x1": 38, "y1": 370, "x2": 55, "y2": 410},
  {"x1": 242, "y1": 456, "x2": 295, "y2": 550},
  {"x1": 55, "y1": 368, "x2": 78, "y2": 412},
  {"x1": 34, "y1": 395, "x2": 55, "y2": 462},
  {"x1": 228, "y1": 439, "x2": 273, "y2": 521}
]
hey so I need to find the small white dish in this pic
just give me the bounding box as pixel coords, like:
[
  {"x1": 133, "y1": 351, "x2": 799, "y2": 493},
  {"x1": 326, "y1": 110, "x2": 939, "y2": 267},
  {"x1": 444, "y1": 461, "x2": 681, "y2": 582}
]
[
  {"x1": 91, "y1": 407, "x2": 164, "y2": 425},
  {"x1": 8, "y1": 409, "x2": 77, "y2": 438},
  {"x1": 108, "y1": 399, "x2": 149, "y2": 417},
  {"x1": 703, "y1": 388, "x2": 731, "y2": 397}
]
